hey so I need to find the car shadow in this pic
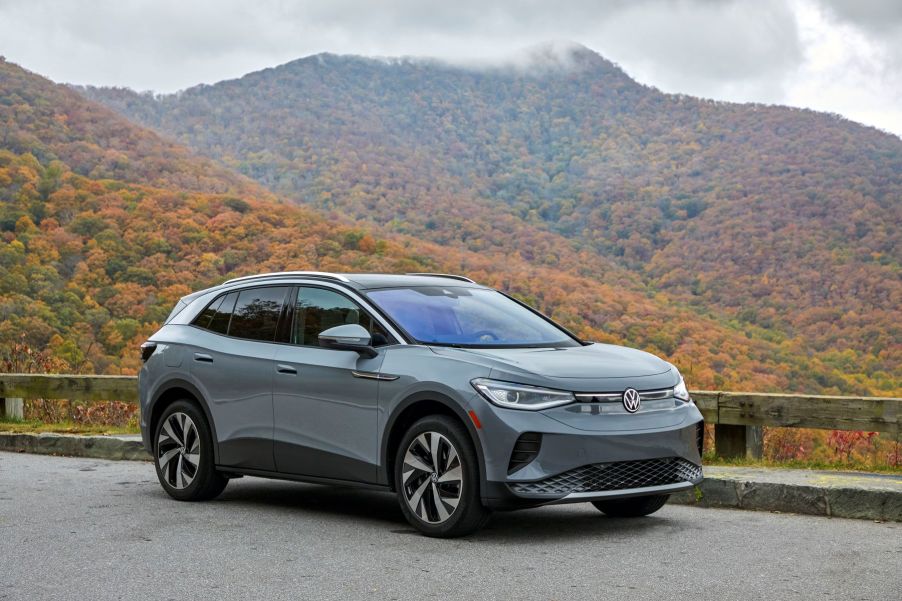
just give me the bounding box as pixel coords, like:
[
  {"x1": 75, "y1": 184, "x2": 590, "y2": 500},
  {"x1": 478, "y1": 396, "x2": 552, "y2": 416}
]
[
  {"x1": 211, "y1": 479, "x2": 673, "y2": 542},
  {"x1": 476, "y1": 506, "x2": 668, "y2": 542},
  {"x1": 216, "y1": 479, "x2": 405, "y2": 525}
]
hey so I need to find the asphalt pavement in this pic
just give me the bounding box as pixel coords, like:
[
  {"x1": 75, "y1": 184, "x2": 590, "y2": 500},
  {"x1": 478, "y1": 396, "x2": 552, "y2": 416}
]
[{"x1": 1, "y1": 452, "x2": 900, "y2": 601}]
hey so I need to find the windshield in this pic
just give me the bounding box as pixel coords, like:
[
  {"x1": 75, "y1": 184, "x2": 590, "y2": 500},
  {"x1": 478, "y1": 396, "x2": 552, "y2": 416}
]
[{"x1": 366, "y1": 287, "x2": 580, "y2": 348}]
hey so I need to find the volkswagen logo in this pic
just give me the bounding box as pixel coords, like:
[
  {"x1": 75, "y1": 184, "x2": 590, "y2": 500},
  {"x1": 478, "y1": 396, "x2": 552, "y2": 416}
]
[{"x1": 622, "y1": 388, "x2": 641, "y2": 413}]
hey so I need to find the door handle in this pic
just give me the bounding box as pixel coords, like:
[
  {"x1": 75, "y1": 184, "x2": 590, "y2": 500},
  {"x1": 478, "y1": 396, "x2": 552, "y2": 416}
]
[
  {"x1": 193, "y1": 353, "x2": 214, "y2": 364},
  {"x1": 276, "y1": 364, "x2": 297, "y2": 375}
]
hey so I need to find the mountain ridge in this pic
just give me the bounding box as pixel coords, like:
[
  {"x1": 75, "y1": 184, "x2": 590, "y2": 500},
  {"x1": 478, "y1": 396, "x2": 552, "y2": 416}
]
[
  {"x1": 0, "y1": 57, "x2": 271, "y2": 199},
  {"x1": 79, "y1": 42, "x2": 898, "y2": 137}
]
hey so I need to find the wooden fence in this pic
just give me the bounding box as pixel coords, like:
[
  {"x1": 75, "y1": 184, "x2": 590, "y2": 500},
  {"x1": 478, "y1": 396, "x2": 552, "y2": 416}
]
[
  {"x1": 1, "y1": 374, "x2": 900, "y2": 459},
  {"x1": 691, "y1": 391, "x2": 900, "y2": 459}
]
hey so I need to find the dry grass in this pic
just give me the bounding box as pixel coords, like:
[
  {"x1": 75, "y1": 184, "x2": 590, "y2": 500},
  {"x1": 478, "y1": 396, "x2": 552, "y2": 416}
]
[
  {"x1": 0, "y1": 416, "x2": 139, "y2": 435},
  {"x1": 702, "y1": 452, "x2": 902, "y2": 474}
]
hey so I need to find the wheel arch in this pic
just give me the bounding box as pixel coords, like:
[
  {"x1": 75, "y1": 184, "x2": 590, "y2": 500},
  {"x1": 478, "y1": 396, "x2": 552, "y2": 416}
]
[
  {"x1": 149, "y1": 379, "x2": 220, "y2": 464},
  {"x1": 381, "y1": 391, "x2": 486, "y2": 495}
]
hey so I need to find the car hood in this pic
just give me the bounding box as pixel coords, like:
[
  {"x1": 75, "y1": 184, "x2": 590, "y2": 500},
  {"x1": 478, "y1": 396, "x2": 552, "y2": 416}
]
[{"x1": 429, "y1": 343, "x2": 676, "y2": 391}]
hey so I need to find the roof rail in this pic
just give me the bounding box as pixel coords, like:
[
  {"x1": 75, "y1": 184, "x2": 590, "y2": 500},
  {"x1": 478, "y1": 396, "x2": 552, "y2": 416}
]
[
  {"x1": 223, "y1": 271, "x2": 351, "y2": 285},
  {"x1": 405, "y1": 273, "x2": 476, "y2": 284}
]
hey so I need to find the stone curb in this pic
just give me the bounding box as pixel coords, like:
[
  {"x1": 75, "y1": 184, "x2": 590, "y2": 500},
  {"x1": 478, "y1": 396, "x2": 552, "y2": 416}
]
[
  {"x1": 0, "y1": 431, "x2": 150, "y2": 461},
  {"x1": 670, "y1": 475, "x2": 902, "y2": 522},
  {"x1": 3, "y1": 432, "x2": 900, "y2": 522}
]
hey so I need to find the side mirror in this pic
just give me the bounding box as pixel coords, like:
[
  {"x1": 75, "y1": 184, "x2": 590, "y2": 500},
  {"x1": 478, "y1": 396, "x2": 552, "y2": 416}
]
[{"x1": 318, "y1": 324, "x2": 378, "y2": 358}]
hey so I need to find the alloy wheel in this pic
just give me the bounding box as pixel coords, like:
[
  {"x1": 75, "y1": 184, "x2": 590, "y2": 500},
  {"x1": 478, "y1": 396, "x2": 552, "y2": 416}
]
[
  {"x1": 402, "y1": 431, "x2": 463, "y2": 523},
  {"x1": 157, "y1": 412, "x2": 200, "y2": 489}
]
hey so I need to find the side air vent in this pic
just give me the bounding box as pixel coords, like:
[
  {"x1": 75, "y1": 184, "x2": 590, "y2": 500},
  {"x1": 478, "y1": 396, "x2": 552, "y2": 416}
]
[
  {"x1": 508, "y1": 432, "x2": 542, "y2": 474},
  {"x1": 696, "y1": 421, "x2": 705, "y2": 456}
]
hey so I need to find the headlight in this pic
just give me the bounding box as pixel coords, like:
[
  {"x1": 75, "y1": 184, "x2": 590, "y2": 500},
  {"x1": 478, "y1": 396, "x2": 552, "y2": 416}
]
[
  {"x1": 673, "y1": 374, "x2": 691, "y2": 401},
  {"x1": 471, "y1": 378, "x2": 575, "y2": 410}
]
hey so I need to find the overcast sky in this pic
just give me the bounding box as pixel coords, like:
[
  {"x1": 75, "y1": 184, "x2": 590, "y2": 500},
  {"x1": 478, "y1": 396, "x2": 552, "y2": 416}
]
[{"x1": 1, "y1": 0, "x2": 900, "y2": 137}]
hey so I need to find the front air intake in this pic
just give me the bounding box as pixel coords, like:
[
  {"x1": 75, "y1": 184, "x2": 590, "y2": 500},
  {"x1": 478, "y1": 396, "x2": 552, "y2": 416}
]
[
  {"x1": 509, "y1": 457, "x2": 703, "y2": 496},
  {"x1": 508, "y1": 432, "x2": 542, "y2": 474}
]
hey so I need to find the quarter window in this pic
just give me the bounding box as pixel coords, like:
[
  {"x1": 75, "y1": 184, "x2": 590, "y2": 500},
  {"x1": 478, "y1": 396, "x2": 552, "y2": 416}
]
[
  {"x1": 293, "y1": 287, "x2": 392, "y2": 347},
  {"x1": 209, "y1": 292, "x2": 238, "y2": 334},
  {"x1": 193, "y1": 294, "x2": 224, "y2": 329},
  {"x1": 192, "y1": 291, "x2": 238, "y2": 335}
]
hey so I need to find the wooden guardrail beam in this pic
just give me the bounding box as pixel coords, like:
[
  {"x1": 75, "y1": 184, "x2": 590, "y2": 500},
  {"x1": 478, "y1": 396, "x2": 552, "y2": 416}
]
[
  {"x1": 0, "y1": 374, "x2": 138, "y2": 403},
  {"x1": 689, "y1": 390, "x2": 718, "y2": 423},
  {"x1": 692, "y1": 390, "x2": 901, "y2": 459},
  {"x1": 691, "y1": 390, "x2": 901, "y2": 435}
]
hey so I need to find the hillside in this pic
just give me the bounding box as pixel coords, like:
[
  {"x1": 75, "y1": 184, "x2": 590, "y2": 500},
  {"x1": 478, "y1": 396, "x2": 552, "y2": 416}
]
[
  {"x1": 0, "y1": 57, "x2": 896, "y2": 394},
  {"x1": 0, "y1": 59, "x2": 269, "y2": 199},
  {"x1": 1, "y1": 147, "x2": 876, "y2": 393},
  {"x1": 80, "y1": 43, "x2": 902, "y2": 391}
]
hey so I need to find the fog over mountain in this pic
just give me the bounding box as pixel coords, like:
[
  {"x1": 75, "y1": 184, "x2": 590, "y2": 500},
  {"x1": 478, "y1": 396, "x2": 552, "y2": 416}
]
[{"x1": 1, "y1": 0, "x2": 900, "y2": 135}]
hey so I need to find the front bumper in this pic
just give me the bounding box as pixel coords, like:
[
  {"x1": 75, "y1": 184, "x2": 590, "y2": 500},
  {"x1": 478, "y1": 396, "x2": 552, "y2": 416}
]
[{"x1": 469, "y1": 395, "x2": 704, "y2": 509}]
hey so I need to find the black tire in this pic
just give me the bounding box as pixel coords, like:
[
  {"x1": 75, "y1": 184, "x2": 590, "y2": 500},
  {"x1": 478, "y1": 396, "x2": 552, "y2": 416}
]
[
  {"x1": 394, "y1": 415, "x2": 491, "y2": 538},
  {"x1": 592, "y1": 494, "x2": 669, "y2": 517},
  {"x1": 153, "y1": 399, "x2": 227, "y2": 501}
]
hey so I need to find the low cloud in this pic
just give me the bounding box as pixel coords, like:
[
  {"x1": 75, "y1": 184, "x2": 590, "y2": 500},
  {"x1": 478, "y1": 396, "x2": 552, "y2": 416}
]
[
  {"x1": 0, "y1": 0, "x2": 899, "y2": 136},
  {"x1": 590, "y1": 0, "x2": 803, "y2": 102},
  {"x1": 817, "y1": 0, "x2": 902, "y2": 34}
]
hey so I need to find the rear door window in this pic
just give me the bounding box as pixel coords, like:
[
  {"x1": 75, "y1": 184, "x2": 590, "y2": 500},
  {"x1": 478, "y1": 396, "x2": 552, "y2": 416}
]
[{"x1": 227, "y1": 287, "x2": 291, "y2": 342}]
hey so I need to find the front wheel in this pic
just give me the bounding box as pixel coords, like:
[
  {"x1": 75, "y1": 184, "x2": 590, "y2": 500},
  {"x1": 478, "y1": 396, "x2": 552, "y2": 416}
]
[
  {"x1": 592, "y1": 494, "x2": 669, "y2": 517},
  {"x1": 154, "y1": 400, "x2": 227, "y2": 501},
  {"x1": 394, "y1": 415, "x2": 491, "y2": 538}
]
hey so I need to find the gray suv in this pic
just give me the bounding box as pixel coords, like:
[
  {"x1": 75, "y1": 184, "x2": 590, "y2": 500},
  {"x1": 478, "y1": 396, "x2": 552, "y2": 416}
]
[{"x1": 139, "y1": 272, "x2": 703, "y2": 537}]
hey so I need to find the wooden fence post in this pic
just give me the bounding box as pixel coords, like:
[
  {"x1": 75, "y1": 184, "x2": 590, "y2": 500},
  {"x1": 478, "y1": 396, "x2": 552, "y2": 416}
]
[
  {"x1": 715, "y1": 424, "x2": 763, "y2": 459},
  {"x1": 1, "y1": 397, "x2": 24, "y2": 420},
  {"x1": 747, "y1": 425, "x2": 763, "y2": 459}
]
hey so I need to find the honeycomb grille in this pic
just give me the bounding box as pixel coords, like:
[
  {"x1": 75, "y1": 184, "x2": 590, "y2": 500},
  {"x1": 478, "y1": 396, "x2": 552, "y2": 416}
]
[{"x1": 509, "y1": 457, "x2": 702, "y2": 496}]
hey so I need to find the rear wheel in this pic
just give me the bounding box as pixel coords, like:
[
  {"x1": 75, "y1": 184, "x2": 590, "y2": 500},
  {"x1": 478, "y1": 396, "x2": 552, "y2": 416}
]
[
  {"x1": 592, "y1": 494, "x2": 669, "y2": 517},
  {"x1": 394, "y1": 415, "x2": 491, "y2": 538},
  {"x1": 154, "y1": 400, "x2": 227, "y2": 501}
]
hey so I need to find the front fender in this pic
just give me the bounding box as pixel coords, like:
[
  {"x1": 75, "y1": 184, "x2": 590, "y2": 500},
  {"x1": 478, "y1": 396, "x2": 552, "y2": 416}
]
[{"x1": 379, "y1": 390, "x2": 487, "y2": 497}]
